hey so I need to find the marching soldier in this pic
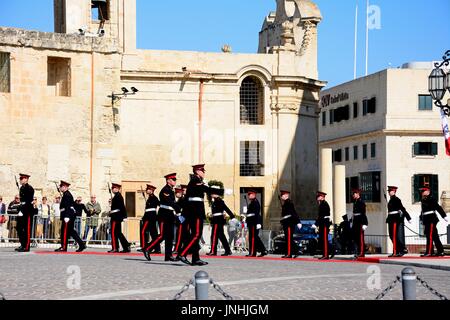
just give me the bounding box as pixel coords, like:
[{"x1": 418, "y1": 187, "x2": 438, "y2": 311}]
[
  {"x1": 177, "y1": 164, "x2": 210, "y2": 266},
  {"x1": 245, "y1": 189, "x2": 268, "y2": 257},
  {"x1": 313, "y1": 191, "x2": 332, "y2": 260},
  {"x1": 386, "y1": 186, "x2": 411, "y2": 257},
  {"x1": 138, "y1": 184, "x2": 160, "y2": 252},
  {"x1": 55, "y1": 181, "x2": 86, "y2": 252},
  {"x1": 207, "y1": 186, "x2": 234, "y2": 256},
  {"x1": 173, "y1": 185, "x2": 187, "y2": 255},
  {"x1": 16, "y1": 174, "x2": 34, "y2": 252},
  {"x1": 108, "y1": 183, "x2": 131, "y2": 253},
  {"x1": 279, "y1": 190, "x2": 301, "y2": 259},
  {"x1": 419, "y1": 187, "x2": 448, "y2": 257},
  {"x1": 144, "y1": 173, "x2": 180, "y2": 261},
  {"x1": 351, "y1": 188, "x2": 368, "y2": 258}
]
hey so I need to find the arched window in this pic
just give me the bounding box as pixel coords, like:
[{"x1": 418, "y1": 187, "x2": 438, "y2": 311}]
[{"x1": 240, "y1": 76, "x2": 264, "y2": 125}]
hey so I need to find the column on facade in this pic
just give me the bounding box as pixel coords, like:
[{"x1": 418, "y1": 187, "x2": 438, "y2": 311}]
[
  {"x1": 333, "y1": 165, "x2": 345, "y2": 225},
  {"x1": 319, "y1": 148, "x2": 333, "y2": 215}
]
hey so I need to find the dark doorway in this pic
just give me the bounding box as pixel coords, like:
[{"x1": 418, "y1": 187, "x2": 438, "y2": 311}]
[{"x1": 125, "y1": 192, "x2": 136, "y2": 217}]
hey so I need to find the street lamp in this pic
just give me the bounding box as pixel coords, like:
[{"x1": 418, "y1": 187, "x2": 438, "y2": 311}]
[{"x1": 428, "y1": 50, "x2": 450, "y2": 116}]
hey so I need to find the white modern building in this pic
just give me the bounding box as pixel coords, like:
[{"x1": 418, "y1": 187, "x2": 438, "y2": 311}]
[{"x1": 319, "y1": 62, "x2": 450, "y2": 253}]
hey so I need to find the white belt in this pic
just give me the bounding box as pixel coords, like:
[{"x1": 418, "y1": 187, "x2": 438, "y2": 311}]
[
  {"x1": 281, "y1": 215, "x2": 292, "y2": 220},
  {"x1": 145, "y1": 208, "x2": 157, "y2": 212},
  {"x1": 246, "y1": 213, "x2": 255, "y2": 217},
  {"x1": 212, "y1": 213, "x2": 223, "y2": 217},
  {"x1": 160, "y1": 205, "x2": 174, "y2": 211},
  {"x1": 423, "y1": 211, "x2": 435, "y2": 215},
  {"x1": 20, "y1": 202, "x2": 26, "y2": 205},
  {"x1": 388, "y1": 211, "x2": 400, "y2": 215},
  {"x1": 110, "y1": 209, "x2": 120, "y2": 213},
  {"x1": 353, "y1": 213, "x2": 361, "y2": 216},
  {"x1": 60, "y1": 208, "x2": 65, "y2": 212},
  {"x1": 189, "y1": 197, "x2": 203, "y2": 202}
]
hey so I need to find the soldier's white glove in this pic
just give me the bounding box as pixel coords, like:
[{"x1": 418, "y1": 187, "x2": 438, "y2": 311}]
[
  {"x1": 256, "y1": 224, "x2": 262, "y2": 230},
  {"x1": 243, "y1": 206, "x2": 248, "y2": 214},
  {"x1": 362, "y1": 225, "x2": 368, "y2": 231},
  {"x1": 311, "y1": 224, "x2": 317, "y2": 230},
  {"x1": 18, "y1": 212, "x2": 24, "y2": 217},
  {"x1": 123, "y1": 218, "x2": 128, "y2": 222},
  {"x1": 64, "y1": 218, "x2": 70, "y2": 223},
  {"x1": 444, "y1": 217, "x2": 449, "y2": 223},
  {"x1": 297, "y1": 223, "x2": 302, "y2": 229}
]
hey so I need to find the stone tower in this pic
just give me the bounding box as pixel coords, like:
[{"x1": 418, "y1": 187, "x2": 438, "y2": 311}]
[{"x1": 53, "y1": 0, "x2": 136, "y2": 52}]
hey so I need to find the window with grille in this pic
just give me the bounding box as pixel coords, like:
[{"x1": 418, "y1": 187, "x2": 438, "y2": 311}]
[
  {"x1": 353, "y1": 146, "x2": 358, "y2": 160},
  {"x1": 0, "y1": 52, "x2": 10, "y2": 93},
  {"x1": 363, "y1": 144, "x2": 368, "y2": 159},
  {"x1": 47, "y1": 57, "x2": 71, "y2": 97},
  {"x1": 359, "y1": 171, "x2": 381, "y2": 202},
  {"x1": 240, "y1": 76, "x2": 264, "y2": 125},
  {"x1": 322, "y1": 111, "x2": 326, "y2": 126},
  {"x1": 345, "y1": 147, "x2": 349, "y2": 161},
  {"x1": 240, "y1": 141, "x2": 264, "y2": 176}
]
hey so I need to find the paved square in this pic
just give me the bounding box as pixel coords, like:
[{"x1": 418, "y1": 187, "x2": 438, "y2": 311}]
[{"x1": 1, "y1": 249, "x2": 449, "y2": 300}]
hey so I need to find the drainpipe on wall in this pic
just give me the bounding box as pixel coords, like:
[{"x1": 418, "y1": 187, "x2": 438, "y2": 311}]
[{"x1": 89, "y1": 52, "x2": 95, "y2": 194}]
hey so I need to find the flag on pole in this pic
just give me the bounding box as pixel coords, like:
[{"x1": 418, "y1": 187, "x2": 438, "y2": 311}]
[{"x1": 441, "y1": 109, "x2": 450, "y2": 156}]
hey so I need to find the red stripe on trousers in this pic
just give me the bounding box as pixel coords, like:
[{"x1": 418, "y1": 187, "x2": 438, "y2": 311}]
[
  {"x1": 251, "y1": 226, "x2": 255, "y2": 256},
  {"x1": 175, "y1": 224, "x2": 183, "y2": 251},
  {"x1": 147, "y1": 222, "x2": 164, "y2": 251},
  {"x1": 324, "y1": 226, "x2": 328, "y2": 258},
  {"x1": 141, "y1": 221, "x2": 149, "y2": 248},
  {"x1": 429, "y1": 223, "x2": 434, "y2": 254},
  {"x1": 63, "y1": 222, "x2": 68, "y2": 250},
  {"x1": 181, "y1": 218, "x2": 200, "y2": 256},
  {"x1": 393, "y1": 222, "x2": 397, "y2": 254},
  {"x1": 287, "y1": 227, "x2": 291, "y2": 256},
  {"x1": 111, "y1": 221, "x2": 116, "y2": 250},
  {"x1": 360, "y1": 227, "x2": 364, "y2": 256},
  {"x1": 211, "y1": 224, "x2": 218, "y2": 253},
  {"x1": 26, "y1": 216, "x2": 31, "y2": 250}
]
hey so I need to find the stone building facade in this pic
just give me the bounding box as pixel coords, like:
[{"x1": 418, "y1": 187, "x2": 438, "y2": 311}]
[{"x1": 0, "y1": 0, "x2": 325, "y2": 230}]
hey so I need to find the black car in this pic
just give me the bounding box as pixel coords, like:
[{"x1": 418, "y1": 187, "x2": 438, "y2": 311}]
[{"x1": 271, "y1": 220, "x2": 320, "y2": 256}]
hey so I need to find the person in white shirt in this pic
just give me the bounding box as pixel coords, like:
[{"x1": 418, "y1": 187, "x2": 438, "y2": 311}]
[
  {"x1": 51, "y1": 195, "x2": 61, "y2": 240},
  {"x1": 39, "y1": 197, "x2": 51, "y2": 239}
]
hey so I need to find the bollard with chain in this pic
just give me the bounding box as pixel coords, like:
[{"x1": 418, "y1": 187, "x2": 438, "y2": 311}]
[
  {"x1": 194, "y1": 271, "x2": 210, "y2": 300},
  {"x1": 401, "y1": 268, "x2": 416, "y2": 300}
]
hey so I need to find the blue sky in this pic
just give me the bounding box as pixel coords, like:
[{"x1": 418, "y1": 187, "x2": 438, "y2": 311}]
[{"x1": 0, "y1": 0, "x2": 449, "y2": 87}]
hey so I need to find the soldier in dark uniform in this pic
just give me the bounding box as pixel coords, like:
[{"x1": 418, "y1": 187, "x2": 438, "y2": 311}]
[
  {"x1": 419, "y1": 187, "x2": 448, "y2": 257},
  {"x1": 108, "y1": 183, "x2": 130, "y2": 253},
  {"x1": 351, "y1": 188, "x2": 368, "y2": 258},
  {"x1": 55, "y1": 181, "x2": 86, "y2": 252},
  {"x1": 337, "y1": 214, "x2": 352, "y2": 254},
  {"x1": 386, "y1": 186, "x2": 411, "y2": 257},
  {"x1": 279, "y1": 190, "x2": 301, "y2": 259},
  {"x1": 314, "y1": 191, "x2": 332, "y2": 260},
  {"x1": 245, "y1": 189, "x2": 268, "y2": 257},
  {"x1": 138, "y1": 184, "x2": 160, "y2": 252},
  {"x1": 144, "y1": 173, "x2": 180, "y2": 261},
  {"x1": 207, "y1": 186, "x2": 234, "y2": 256},
  {"x1": 173, "y1": 186, "x2": 186, "y2": 255},
  {"x1": 16, "y1": 174, "x2": 34, "y2": 252},
  {"x1": 178, "y1": 164, "x2": 210, "y2": 266}
]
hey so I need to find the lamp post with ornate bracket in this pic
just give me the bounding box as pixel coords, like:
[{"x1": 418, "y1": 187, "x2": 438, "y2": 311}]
[{"x1": 428, "y1": 50, "x2": 450, "y2": 117}]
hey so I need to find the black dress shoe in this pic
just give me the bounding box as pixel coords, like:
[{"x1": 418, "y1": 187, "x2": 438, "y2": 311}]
[
  {"x1": 388, "y1": 254, "x2": 396, "y2": 257},
  {"x1": 137, "y1": 248, "x2": 143, "y2": 252},
  {"x1": 179, "y1": 256, "x2": 191, "y2": 265},
  {"x1": 192, "y1": 260, "x2": 208, "y2": 266},
  {"x1": 319, "y1": 256, "x2": 330, "y2": 260},
  {"x1": 55, "y1": 247, "x2": 67, "y2": 252},
  {"x1": 421, "y1": 253, "x2": 432, "y2": 257},
  {"x1": 107, "y1": 249, "x2": 119, "y2": 253},
  {"x1": 221, "y1": 252, "x2": 232, "y2": 256},
  {"x1": 18, "y1": 248, "x2": 30, "y2": 252},
  {"x1": 435, "y1": 252, "x2": 445, "y2": 257},
  {"x1": 281, "y1": 255, "x2": 292, "y2": 258},
  {"x1": 76, "y1": 244, "x2": 86, "y2": 253},
  {"x1": 143, "y1": 251, "x2": 151, "y2": 261},
  {"x1": 258, "y1": 251, "x2": 268, "y2": 257},
  {"x1": 120, "y1": 247, "x2": 131, "y2": 253},
  {"x1": 165, "y1": 257, "x2": 177, "y2": 262}
]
